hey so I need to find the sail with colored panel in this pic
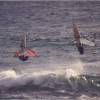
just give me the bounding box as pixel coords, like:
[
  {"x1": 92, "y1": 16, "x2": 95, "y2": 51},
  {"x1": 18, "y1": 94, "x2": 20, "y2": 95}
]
[
  {"x1": 26, "y1": 49, "x2": 38, "y2": 57},
  {"x1": 15, "y1": 33, "x2": 38, "y2": 60},
  {"x1": 73, "y1": 23, "x2": 80, "y2": 42},
  {"x1": 15, "y1": 50, "x2": 20, "y2": 56},
  {"x1": 73, "y1": 23, "x2": 95, "y2": 46}
]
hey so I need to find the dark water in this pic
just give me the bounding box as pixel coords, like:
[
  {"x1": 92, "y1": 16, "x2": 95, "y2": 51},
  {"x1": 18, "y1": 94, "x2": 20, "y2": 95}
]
[{"x1": 0, "y1": 1, "x2": 100, "y2": 100}]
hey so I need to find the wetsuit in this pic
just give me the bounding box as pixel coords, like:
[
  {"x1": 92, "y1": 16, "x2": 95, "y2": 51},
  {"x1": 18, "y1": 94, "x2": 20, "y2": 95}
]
[
  {"x1": 19, "y1": 55, "x2": 28, "y2": 61},
  {"x1": 76, "y1": 43, "x2": 84, "y2": 54}
]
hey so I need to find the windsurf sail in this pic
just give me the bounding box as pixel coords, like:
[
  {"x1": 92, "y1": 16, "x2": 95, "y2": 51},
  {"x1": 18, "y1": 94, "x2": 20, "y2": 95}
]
[
  {"x1": 73, "y1": 23, "x2": 80, "y2": 43},
  {"x1": 80, "y1": 38, "x2": 95, "y2": 46},
  {"x1": 26, "y1": 49, "x2": 38, "y2": 57},
  {"x1": 15, "y1": 49, "x2": 38, "y2": 57},
  {"x1": 15, "y1": 33, "x2": 38, "y2": 60},
  {"x1": 73, "y1": 23, "x2": 95, "y2": 46},
  {"x1": 15, "y1": 50, "x2": 20, "y2": 56}
]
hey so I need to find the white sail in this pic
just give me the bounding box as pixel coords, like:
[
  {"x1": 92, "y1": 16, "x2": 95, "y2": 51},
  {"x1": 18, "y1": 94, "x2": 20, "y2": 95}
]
[{"x1": 80, "y1": 38, "x2": 95, "y2": 46}]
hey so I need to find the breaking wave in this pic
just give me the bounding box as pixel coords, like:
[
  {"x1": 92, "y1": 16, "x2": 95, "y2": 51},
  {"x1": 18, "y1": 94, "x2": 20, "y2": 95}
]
[{"x1": 0, "y1": 68, "x2": 100, "y2": 97}]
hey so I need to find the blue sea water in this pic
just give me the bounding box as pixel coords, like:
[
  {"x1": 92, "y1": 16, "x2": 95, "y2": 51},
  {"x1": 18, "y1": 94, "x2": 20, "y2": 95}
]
[{"x1": 0, "y1": 1, "x2": 100, "y2": 100}]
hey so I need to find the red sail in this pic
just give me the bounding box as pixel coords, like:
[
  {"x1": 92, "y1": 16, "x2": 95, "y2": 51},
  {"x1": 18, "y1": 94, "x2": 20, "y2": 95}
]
[
  {"x1": 26, "y1": 49, "x2": 38, "y2": 57},
  {"x1": 15, "y1": 49, "x2": 38, "y2": 57},
  {"x1": 15, "y1": 51, "x2": 20, "y2": 56},
  {"x1": 73, "y1": 23, "x2": 80, "y2": 43}
]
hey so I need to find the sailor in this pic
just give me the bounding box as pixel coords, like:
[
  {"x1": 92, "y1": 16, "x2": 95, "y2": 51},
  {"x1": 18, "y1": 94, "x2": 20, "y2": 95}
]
[
  {"x1": 76, "y1": 42, "x2": 84, "y2": 54},
  {"x1": 19, "y1": 54, "x2": 29, "y2": 61}
]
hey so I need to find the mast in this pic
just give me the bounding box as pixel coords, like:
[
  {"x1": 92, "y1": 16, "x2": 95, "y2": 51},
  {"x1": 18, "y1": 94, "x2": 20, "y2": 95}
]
[{"x1": 20, "y1": 33, "x2": 27, "y2": 52}]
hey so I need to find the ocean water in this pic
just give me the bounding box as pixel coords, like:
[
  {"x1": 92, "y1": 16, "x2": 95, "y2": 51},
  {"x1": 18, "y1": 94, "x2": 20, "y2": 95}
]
[{"x1": 0, "y1": 1, "x2": 100, "y2": 100}]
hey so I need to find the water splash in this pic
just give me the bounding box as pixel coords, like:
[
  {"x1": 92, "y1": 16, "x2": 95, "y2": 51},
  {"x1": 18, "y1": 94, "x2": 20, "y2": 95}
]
[{"x1": 0, "y1": 70, "x2": 17, "y2": 79}]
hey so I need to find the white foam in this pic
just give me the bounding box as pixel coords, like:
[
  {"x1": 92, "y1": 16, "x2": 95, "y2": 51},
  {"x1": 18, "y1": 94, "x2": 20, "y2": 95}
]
[
  {"x1": 79, "y1": 95, "x2": 98, "y2": 100},
  {"x1": 0, "y1": 60, "x2": 84, "y2": 88}
]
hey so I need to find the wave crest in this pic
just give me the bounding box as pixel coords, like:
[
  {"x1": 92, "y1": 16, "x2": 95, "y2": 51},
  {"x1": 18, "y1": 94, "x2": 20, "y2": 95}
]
[{"x1": 0, "y1": 68, "x2": 99, "y2": 97}]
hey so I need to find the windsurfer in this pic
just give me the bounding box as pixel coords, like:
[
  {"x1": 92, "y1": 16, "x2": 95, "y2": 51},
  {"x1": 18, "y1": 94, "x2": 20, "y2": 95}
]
[
  {"x1": 76, "y1": 42, "x2": 84, "y2": 54},
  {"x1": 15, "y1": 33, "x2": 38, "y2": 61}
]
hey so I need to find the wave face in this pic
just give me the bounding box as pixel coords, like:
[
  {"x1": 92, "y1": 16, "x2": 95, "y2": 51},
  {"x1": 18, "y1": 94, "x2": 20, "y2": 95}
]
[{"x1": 0, "y1": 69, "x2": 100, "y2": 97}]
